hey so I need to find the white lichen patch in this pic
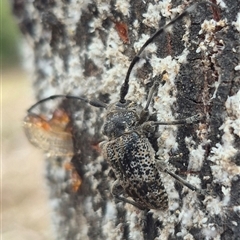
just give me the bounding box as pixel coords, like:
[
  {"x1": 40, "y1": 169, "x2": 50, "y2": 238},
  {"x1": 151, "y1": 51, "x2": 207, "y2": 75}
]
[
  {"x1": 151, "y1": 55, "x2": 180, "y2": 79},
  {"x1": 204, "y1": 91, "x2": 240, "y2": 229},
  {"x1": 182, "y1": 18, "x2": 192, "y2": 46},
  {"x1": 142, "y1": 3, "x2": 163, "y2": 29},
  {"x1": 157, "y1": 127, "x2": 178, "y2": 158},
  {"x1": 216, "y1": 0, "x2": 227, "y2": 9},
  {"x1": 210, "y1": 76, "x2": 222, "y2": 100},
  {"x1": 176, "y1": 48, "x2": 190, "y2": 64},
  {"x1": 209, "y1": 90, "x2": 240, "y2": 185},
  {"x1": 142, "y1": 0, "x2": 185, "y2": 29},
  {"x1": 175, "y1": 192, "x2": 219, "y2": 239},
  {"x1": 100, "y1": 45, "x2": 129, "y2": 98},
  {"x1": 232, "y1": 12, "x2": 240, "y2": 32},
  {"x1": 89, "y1": 17, "x2": 104, "y2": 33},
  {"x1": 126, "y1": 211, "x2": 145, "y2": 239},
  {"x1": 53, "y1": 54, "x2": 65, "y2": 81},
  {"x1": 52, "y1": 1, "x2": 65, "y2": 21},
  {"x1": 151, "y1": 54, "x2": 184, "y2": 160},
  {"x1": 96, "y1": 1, "x2": 110, "y2": 16},
  {"x1": 225, "y1": 90, "x2": 240, "y2": 131},
  {"x1": 115, "y1": 0, "x2": 130, "y2": 16},
  {"x1": 197, "y1": 19, "x2": 227, "y2": 54},
  {"x1": 88, "y1": 23, "x2": 132, "y2": 99},
  {"x1": 102, "y1": 202, "x2": 120, "y2": 240},
  {"x1": 179, "y1": 194, "x2": 203, "y2": 227},
  {"x1": 199, "y1": 19, "x2": 227, "y2": 34},
  {"x1": 153, "y1": 206, "x2": 178, "y2": 239},
  {"x1": 127, "y1": 78, "x2": 147, "y2": 105},
  {"x1": 67, "y1": 0, "x2": 89, "y2": 23},
  {"x1": 204, "y1": 196, "x2": 228, "y2": 219},
  {"x1": 134, "y1": 34, "x2": 157, "y2": 54},
  {"x1": 88, "y1": 37, "x2": 106, "y2": 66},
  {"x1": 185, "y1": 137, "x2": 205, "y2": 171},
  {"x1": 202, "y1": 223, "x2": 219, "y2": 239},
  {"x1": 235, "y1": 64, "x2": 240, "y2": 71}
]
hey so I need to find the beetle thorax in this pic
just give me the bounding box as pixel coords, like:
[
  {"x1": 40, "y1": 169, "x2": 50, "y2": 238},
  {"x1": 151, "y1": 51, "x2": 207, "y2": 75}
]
[{"x1": 102, "y1": 101, "x2": 142, "y2": 139}]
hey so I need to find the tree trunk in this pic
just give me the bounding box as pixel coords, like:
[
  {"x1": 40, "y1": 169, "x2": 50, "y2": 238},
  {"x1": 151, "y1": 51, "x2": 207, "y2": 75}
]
[{"x1": 13, "y1": 0, "x2": 240, "y2": 239}]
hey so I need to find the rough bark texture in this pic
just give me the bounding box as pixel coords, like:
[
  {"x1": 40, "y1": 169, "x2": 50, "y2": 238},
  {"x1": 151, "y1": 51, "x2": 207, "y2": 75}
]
[{"x1": 13, "y1": 0, "x2": 240, "y2": 239}]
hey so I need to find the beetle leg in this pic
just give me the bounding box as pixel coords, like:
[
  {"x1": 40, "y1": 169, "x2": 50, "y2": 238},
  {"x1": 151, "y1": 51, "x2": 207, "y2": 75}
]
[{"x1": 156, "y1": 161, "x2": 207, "y2": 196}]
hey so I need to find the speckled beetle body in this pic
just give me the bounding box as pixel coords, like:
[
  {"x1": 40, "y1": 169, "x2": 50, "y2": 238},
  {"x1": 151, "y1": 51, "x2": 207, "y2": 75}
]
[
  {"x1": 100, "y1": 101, "x2": 168, "y2": 209},
  {"x1": 101, "y1": 128, "x2": 168, "y2": 209}
]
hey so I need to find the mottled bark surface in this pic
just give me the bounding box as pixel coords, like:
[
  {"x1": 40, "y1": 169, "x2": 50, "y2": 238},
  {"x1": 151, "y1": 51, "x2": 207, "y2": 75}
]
[{"x1": 13, "y1": 0, "x2": 239, "y2": 239}]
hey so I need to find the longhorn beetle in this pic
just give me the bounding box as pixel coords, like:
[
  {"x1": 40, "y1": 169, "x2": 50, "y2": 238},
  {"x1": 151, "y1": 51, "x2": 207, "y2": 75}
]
[{"x1": 24, "y1": 1, "x2": 216, "y2": 210}]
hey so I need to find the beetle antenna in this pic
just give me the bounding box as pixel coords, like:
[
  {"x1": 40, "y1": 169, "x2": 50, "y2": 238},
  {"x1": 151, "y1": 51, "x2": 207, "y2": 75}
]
[
  {"x1": 119, "y1": 1, "x2": 217, "y2": 103},
  {"x1": 27, "y1": 94, "x2": 107, "y2": 113}
]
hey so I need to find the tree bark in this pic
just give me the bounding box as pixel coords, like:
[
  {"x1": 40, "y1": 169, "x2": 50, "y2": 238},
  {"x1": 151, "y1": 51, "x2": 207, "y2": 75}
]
[{"x1": 13, "y1": 0, "x2": 240, "y2": 239}]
